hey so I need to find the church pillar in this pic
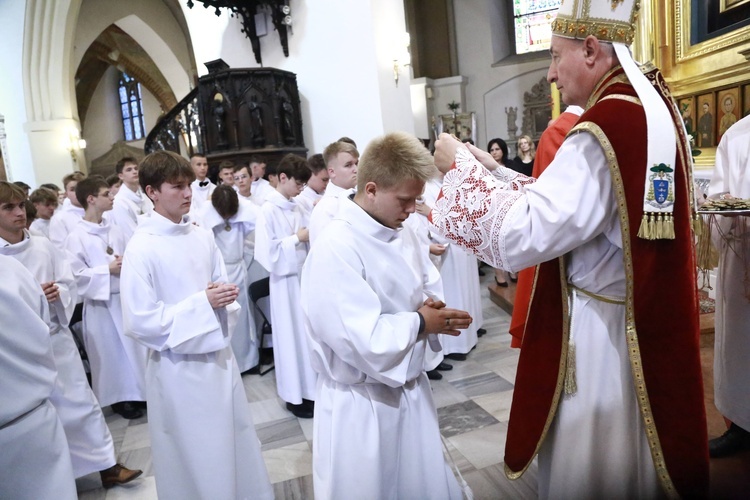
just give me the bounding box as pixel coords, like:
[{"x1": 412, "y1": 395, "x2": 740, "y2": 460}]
[{"x1": 21, "y1": 0, "x2": 83, "y2": 184}]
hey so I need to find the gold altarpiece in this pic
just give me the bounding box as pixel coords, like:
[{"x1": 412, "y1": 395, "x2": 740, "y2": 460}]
[{"x1": 633, "y1": 0, "x2": 750, "y2": 169}]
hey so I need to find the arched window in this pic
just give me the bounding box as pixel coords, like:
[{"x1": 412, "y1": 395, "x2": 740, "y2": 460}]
[
  {"x1": 118, "y1": 73, "x2": 146, "y2": 141},
  {"x1": 513, "y1": 0, "x2": 561, "y2": 55}
]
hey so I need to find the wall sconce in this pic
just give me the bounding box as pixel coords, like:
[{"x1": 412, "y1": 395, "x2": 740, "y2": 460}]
[
  {"x1": 67, "y1": 128, "x2": 87, "y2": 163},
  {"x1": 393, "y1": 32, "x2": 411, "y2": 87}
]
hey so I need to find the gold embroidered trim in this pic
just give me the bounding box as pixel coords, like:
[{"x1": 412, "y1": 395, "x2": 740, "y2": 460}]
[
  {"x1": 504, "y1": 257, "x2": 570, "y2": 481},
  {"x1": 599, "y1": 94, "x2": 642, "y2": 106},
  {"x1": 586, "y1": 67, "x2": 629, "y2": 110},
  {"x1": 571, "y1": 121, "x2": 679, "y2": 499}
]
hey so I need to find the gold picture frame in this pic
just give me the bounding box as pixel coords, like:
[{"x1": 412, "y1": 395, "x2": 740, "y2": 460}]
[
  {"x1": 645, "y1": 0, "x2": 750, "y2": 167},
  {"x1": 716, "y1": 87, "x2": 741, "y2": 143}
]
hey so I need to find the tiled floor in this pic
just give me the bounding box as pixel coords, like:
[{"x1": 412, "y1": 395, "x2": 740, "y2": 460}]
[
  {"x1": 76, "y1": 271, "x2": 536, "y2": 499},
  {"x1": 75, "y1": 270, "x2": 750, "y2": 499}
]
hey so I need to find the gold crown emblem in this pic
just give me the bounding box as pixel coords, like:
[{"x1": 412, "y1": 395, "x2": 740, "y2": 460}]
[{"x1": 551, "y1": 0, "x2": 640, "y2": 45}]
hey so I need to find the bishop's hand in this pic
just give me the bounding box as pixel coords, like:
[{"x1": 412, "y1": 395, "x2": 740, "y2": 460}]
[{"x1": 434, "y1": 133, "x2": 464, "y2": 173}]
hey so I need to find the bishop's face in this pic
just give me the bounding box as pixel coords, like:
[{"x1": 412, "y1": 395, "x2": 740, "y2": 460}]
[{"x1": 547, "y1": 35, "x2": 593, "y2": 108}]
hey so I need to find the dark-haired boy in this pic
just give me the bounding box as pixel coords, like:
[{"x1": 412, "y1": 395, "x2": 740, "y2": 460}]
[
  {"x1": 65, "y1": 177, "x2": 147, "y2": 420},
  {"x1": 110, "y1": 156, "x2": 152, "y2": 241},
  {"x1": 29, "y1": 187, "x2": 58, "y2": 238},
  {"x1": 217, "y1": 160, "x2": 236, "y2": 187},
  {"x1": 249, "y1": 157, "x2": 273, "y2": 206},
  {"x1": 255, "y1": 153, "x2": 317, "y2": 418},
  {"x1": 49, "y1": 171, "x2": 86, "y2": 248},
  {"x1": 295, "y1": 153, "x2": 329, "y2": 217},
  {"x1": 120, "y1": 151, "x2": 272, "y2": 499},
  {"x1": 188, "y1": 153, "x2": 215, "y2": 216}
]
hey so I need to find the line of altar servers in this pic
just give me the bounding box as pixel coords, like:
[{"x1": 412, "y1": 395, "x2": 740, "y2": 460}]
[{"x1": 3, "y1": 138, "x2": 485, "y2": 497}]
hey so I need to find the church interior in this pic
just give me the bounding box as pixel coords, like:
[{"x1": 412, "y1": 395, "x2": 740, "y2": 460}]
[{"x1": 2, "y1": 0, "x2": 750, "y2": 498}]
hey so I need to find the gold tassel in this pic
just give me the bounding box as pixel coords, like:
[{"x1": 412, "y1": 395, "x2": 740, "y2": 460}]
[
  {"x1": 693, "y1": 214, "x2": 703, "y2": 236},
  {"x1": 655, "y1": 213, "x2": 664, "y2": 239},
  {"x1": 564, "y1": 338, "x2": 577, "y2": 395},
  {"x1": 637, "y1": 213, "x2": 651, "y2": 240},
  {"x1": 667, "y1": 214, "x2": 675, "y2": 239}
]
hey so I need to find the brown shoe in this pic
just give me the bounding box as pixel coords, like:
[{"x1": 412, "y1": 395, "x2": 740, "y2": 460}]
[{"x1": 100, "y1": 463, "x2": 143, "y2": 488}]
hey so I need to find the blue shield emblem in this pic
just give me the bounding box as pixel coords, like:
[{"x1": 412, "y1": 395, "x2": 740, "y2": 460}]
[{"x1": 653, "y1": 179, "x2": 669, "y2": 204}]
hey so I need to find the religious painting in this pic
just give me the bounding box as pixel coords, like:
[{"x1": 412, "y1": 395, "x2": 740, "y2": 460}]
[
  {"x1": 695, "y1": 93, "x2": 716, "y2": 148},
  {"x1": 743, "y1": 84, "x2": 750, "y2": 117},
  {"x1": 435, "y1": 113, "x2": 477, "y2": 145},
  {"x1": 717, "y1": 87, "x2": 740, "y2": 142},
  {"x1": 690, "y1": 0, "x2": 750, "y2": 46},
  {"x1": 678, "y1": 96, "x2": 696, "y2": 136}
]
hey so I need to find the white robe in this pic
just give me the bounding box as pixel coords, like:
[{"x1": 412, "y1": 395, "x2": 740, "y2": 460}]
[
  {"x1": 120, "y1": 211, "x2": 272, "y2": 500},
  {"x1": 431, "y1": 140, "x2": 660, "y2": 499},
  {"x1": 250, "y1": 177, "x2": 274, "y2": 206},
  {"x1": 301, "y1": 197, "x2": 462, "y2": 500},
  {"x1": 29, "y1": 217, "x2": 51, "y2": 238},
  {"x1": 295, "y1": 185, "x2": 323, "y2": 218},
  {"x1": 0, "y1": 233, "x2": 116, "y2": 477},
  {"x1": 189, "y1": 178, "x2": 216, "y2": 217},
  {"x1": 49, "y1": 199, "x2": 84, "y2": 249},
  {"x1": 255, "y1": 189, "x2": 317, "y2": 403},
  {"x1": 110, "y1": 185, "x2": 153, "y2": 242},
  {"x1": 707, "y1": 114, "x2": 750, "y2": 431},
  {"x1": 197, "y1": 199, "x2": 261, "y2": 372},
  {"x1": 308, "y1": 182, "x2": 353, "y2": 246},
  {"x1": 65, "y1": 218, "x2": 147, "y2": 406},
  {"x1": 0, "y1": 255, "x2": 76, "y2": 500}
]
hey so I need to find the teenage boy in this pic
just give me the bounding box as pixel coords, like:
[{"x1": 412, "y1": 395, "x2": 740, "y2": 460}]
[
  {"x1": 301, "y1": 132, "x2": 472, "y2": 499},
  {"x1": 217, "y1": 160, "x2": 235, "y2": 187},
  {"x1": 29, "y1": 187, "x2": 59, "y2": 238},
  {"x1": 196, "y1": 185, "x2": 261, "y2": 373},
  {"x1": 49, "y1": 171, "x2": 86, "y2": 248},
  {"x1": 0, "y1": 254, "x2": 76, "y2": 500},
  {"x1": 249, "y1": 157, "x2": 273, "y2": 205},
  {"x1": 255, "y1": 153, "x2": 317, "y2": 418},
  {"x1": 65, "y1": 177, "x2": 147, "y2": 420},
  {"x1": 189, "y1": 153, "x2": 215, "y2": 215},
  {"x1": 233, "y1": 163, "x2": 253, "y2": 201},
  {"x1": 0, "y1": 181, "x2": 142, "y2": 488},
  {"x1": 110, "y1": 156, "x2": 153, "y2": 241},
  {"x1": 295, "y1": 153, "x2": 329, "y2": 217},
  {"x1": 120, "y1": 151, "x2": 273, "y2": 500},
  {"x1": 308, "y1": 140, "x2": 358, "y2": 245}
]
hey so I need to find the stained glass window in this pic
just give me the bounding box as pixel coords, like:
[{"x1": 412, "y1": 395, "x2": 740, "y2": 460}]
[
  {"x1": 513, "y1": 0, "x2": 561, "y2": 55},
  {"x1": 118, "y1": 73, "x2": 146, "y2": 141}
]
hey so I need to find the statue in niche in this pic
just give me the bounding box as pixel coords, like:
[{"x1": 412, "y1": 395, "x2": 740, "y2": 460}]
[
  {"x1": 505, "y1": 106, "x2": 518, "y2": 140},
  {"x1": 249, "y1": 95, "x2": 265, "y2": 148},
  {"x1": 213, "y1": 92, "x2": 228, "y2": 147},
  {"x1": 280, "y1": 94, "x2": 295, "y2": 145}
]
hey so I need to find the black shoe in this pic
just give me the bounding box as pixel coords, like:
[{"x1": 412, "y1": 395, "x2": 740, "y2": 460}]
[
  {"x1": 436, "y1": 362, "x2": 453, "y2": 371},
  {"x1": 286, "y1": 402, "x2": 314, "y2": 419},
  {"x1": 241, "y1": 365, "x2": 260, "y2": 375},
  {"x1": 111, "y1": 402, "x2": 143, "y2": 420},
  {"x1": 709, "y1": 424, "x2": 750, "y2": 458},
  {"x1": 494, "y1": 278, "x2": 508, "y2": 288},
  {"x1": 302, "y1": 399, "x2": 315, "y2": 410},
  {"x1": 426, "y1": 369, "x2": 443, "y2": 380},
  {"x1": 446, "y1": 353, "x2": 468, "y2": 361},
  {"x1": 477, "y1": 328, "x2": 487, "y2": 337},
  {"x1": 509, "y1": 273, "x2": 518, "y2": 283}
]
